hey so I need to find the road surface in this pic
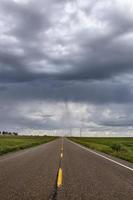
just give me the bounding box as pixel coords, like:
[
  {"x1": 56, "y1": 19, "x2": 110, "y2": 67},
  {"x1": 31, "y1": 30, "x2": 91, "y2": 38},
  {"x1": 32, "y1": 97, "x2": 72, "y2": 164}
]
[{"x1": 0, "y1": 138, "x2": 133, "y2": 200}]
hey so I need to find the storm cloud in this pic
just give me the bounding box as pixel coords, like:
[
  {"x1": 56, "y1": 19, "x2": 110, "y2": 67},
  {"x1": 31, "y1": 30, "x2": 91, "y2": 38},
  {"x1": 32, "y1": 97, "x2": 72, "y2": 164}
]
[{"x1": 0, "y1": 0, "x2": 133, "y2": 135}]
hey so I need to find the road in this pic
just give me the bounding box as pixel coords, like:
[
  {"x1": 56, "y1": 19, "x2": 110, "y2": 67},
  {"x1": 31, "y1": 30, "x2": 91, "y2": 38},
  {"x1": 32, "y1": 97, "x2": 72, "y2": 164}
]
[{"x1": 0, "y1": 138, "x2": 133, "y2": 200}]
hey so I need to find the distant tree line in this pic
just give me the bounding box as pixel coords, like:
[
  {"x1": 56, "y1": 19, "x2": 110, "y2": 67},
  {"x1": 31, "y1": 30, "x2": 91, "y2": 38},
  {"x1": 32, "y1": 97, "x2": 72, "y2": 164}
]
[{"x1": 0, "y1": 131, "x2": 18, "y2": 136}]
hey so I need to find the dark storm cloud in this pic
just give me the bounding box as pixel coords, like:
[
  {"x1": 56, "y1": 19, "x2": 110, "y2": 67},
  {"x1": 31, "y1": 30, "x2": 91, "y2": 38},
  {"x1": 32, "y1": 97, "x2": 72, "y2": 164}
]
[
  {"x1": 0, "y1": 86, "x2": 7, "y2": 92},
  {"x1": 0, "y1": 0, "x2": 133, "y2": 132},
  {"x1": 0, "y1": 0, "x2": 51, "y2": 39},
  {"x1": 0, "y1": 0, "x2": 133, "y2": 84},
  {"x1": 1, "y1": 79, "x2": 133, "y2": 104}
]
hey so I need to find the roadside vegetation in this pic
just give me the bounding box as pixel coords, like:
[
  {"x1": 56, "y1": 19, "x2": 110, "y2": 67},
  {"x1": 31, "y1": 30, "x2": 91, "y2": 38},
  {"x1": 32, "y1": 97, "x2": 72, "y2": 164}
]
[
  {"x1": 0, "y1": 135, "x2": 58, "y2": 155},
  {"x1": 69, "y1": 137, "x2": 133, "y2": 163}
]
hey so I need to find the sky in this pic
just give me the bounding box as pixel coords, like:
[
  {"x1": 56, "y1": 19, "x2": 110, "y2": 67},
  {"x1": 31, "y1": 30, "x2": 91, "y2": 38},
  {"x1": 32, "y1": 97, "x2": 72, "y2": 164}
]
[{"x1": 0, "y1": 0, "x2": 133, "y2": 136}]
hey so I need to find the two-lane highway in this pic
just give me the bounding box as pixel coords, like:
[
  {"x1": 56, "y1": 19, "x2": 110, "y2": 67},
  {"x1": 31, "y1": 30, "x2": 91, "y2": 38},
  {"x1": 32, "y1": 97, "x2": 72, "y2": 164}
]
[{"x1": 0, "y1": 138, "x2": 133, "y2": 200}]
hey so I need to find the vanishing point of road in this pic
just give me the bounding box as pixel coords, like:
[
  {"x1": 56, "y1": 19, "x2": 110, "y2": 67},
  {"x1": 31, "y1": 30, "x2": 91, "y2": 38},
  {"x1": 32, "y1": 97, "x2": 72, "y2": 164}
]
[{"x1": 0, "y1": 138, "x2": 133, "y2": 200}]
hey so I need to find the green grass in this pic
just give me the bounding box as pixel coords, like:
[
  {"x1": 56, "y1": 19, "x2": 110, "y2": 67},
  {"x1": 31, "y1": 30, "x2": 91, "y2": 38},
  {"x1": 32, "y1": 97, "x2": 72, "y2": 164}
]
[
  {"x1": 69, "y1": 137, "x2": 133, "y2": 163},
  {"x1": 0, "y1": 135, "x2": 58, "y2": 155}
]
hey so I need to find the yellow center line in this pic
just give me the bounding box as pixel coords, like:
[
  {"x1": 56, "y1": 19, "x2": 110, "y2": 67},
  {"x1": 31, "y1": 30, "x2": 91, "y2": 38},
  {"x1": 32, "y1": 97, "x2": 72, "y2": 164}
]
[
  {"x1": 61, "y1": 152, "x2": 63, "y2": 158},
  {"x1": 56, "y1": 137, "x2": 64, "y2": 188},
  {"x1": 57, "y1": 168, "x2": 63, "y2": 188},
  {"x1": 61, "y1": 138, "x2": 64, "y2": 150}
]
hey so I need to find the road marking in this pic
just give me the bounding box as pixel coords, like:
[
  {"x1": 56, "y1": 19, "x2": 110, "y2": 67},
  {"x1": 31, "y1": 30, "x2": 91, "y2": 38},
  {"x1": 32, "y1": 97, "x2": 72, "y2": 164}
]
[
  {"x1": 61, "y1": 137, "x2": 64, "y2": 151},
  {"x1": 61, "y1": 152, "x2": 63, "y2": 158},
  {"x1": 57, "y1": 168, "x2": 63, "y2": 188},
  {"x1": 70, "y1": 140, "x2": 133, "y2": 172},
  {"x1": 56, "y1": 138, "x2": 63, "y2": 188}
]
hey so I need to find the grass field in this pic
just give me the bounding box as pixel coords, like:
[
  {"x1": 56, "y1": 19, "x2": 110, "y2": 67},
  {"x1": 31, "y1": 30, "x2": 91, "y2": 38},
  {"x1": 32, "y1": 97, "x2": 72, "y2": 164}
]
[
  {"x1": 69, "y1": 137, "x2": 133, "y2": 163},
  {"x1": 0, "y1": 135, "x2": 57, "y2": 155}
]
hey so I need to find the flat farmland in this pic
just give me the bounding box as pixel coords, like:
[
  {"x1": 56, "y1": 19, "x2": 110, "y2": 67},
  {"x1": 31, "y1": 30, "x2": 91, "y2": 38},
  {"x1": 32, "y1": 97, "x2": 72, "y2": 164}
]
[
  {"x1": 69, "y1": 137, "x2": 133, "y2": 163},
  {"x1": 0, "y1": 135, "x2": 57, "y2": 155}
]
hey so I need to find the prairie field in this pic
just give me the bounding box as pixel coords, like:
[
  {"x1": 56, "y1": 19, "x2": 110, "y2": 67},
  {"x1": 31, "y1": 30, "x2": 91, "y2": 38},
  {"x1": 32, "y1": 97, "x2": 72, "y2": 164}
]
[
  {"x1": 69, "y1": 137, "x2": 133, "y2": 163},
  {"x1": 0, "y1": 135, "x2": 57, "y2": 155}
]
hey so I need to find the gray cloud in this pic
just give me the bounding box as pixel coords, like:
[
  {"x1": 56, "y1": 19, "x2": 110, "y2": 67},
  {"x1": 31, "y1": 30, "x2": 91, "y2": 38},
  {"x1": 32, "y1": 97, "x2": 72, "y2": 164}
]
[
  {"x1": 1, "y1": 79, "x2": 133, "y2": 104},
  {"x1": 0, "y1": 0, "x2": 133, "y2": 135}
]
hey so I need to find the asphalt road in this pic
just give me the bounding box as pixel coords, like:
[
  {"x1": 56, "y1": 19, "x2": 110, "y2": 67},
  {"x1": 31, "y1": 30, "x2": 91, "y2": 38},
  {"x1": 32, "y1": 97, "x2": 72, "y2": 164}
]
[
  {"x1": 0, "y1": 138, "x2": 133, "y2": 200},
  {"x1": 0, "y1": 139, "x2": 60, "y2": 200}
]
